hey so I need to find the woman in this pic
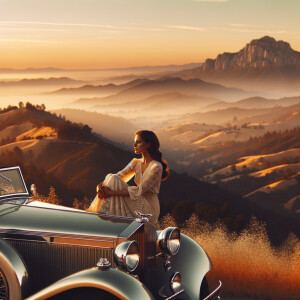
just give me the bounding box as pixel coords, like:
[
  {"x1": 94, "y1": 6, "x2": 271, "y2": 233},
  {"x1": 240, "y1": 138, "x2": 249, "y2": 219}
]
[{"x1": 88, "y1": 130, "x2": 169, "y2": 225}]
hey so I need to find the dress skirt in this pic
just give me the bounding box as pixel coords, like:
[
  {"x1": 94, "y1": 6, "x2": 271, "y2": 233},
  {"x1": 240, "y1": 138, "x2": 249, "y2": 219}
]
[{"x1": 87, "y1": 173, "x2": 160, "y2": 225}]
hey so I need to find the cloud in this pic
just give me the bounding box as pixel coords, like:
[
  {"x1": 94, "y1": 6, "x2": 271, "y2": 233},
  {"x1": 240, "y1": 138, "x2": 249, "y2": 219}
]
[
  {"x1": 167, "y1": 25, "x2": 205, "y2": 32},
  {"x1": 0, "y1": 21, "x2": 116, "y2": 29}
]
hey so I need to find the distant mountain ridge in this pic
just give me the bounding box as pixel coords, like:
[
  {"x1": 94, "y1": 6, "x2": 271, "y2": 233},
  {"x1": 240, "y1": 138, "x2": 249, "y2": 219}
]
[
  {"x1": 174, "y1": 36, "x2": 300, "y2": 93},
  {"x1": 58, "y1": 77, "x2": 250, "y2": 102},
  {"x1": 0, "y1": 77, "x2": 85, "y2": 87}
]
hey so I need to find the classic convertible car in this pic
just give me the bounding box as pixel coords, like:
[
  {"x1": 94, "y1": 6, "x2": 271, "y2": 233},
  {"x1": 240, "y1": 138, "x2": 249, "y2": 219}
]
[{"x1": 0, "y1": 166, "x2": 221, "y2": 300}]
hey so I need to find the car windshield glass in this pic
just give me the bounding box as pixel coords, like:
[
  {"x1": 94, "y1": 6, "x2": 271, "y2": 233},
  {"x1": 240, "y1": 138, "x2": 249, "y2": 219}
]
[{"x1": 0, "y1": 168, "x2": 27, "y2": 196}]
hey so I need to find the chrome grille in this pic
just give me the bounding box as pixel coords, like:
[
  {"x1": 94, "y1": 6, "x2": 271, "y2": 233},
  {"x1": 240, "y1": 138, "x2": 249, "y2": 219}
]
[
  {"x1": 129, "y1": 222, "x2": 157, "y2": 283},
  {"x1": 7, "y1": 239, "x2": 114, "y2": 294}
]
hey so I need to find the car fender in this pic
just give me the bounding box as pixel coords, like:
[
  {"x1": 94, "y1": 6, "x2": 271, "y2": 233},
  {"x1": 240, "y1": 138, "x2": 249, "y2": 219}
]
[
  {"x1": 151, "y1": 233, "x2": 212, "y2": 300},
  {"x1": 25, "y1": 267, "x2": 155, "y2": 300},
  {"x1": 0, "y1": 238, "x2": 29, "y2": 300}
]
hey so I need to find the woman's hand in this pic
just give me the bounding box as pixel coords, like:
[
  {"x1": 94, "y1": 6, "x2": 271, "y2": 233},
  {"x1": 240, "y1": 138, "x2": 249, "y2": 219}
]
[
  {"x1": 97, "y1": 183, "x2": 107, "y2": 198},
  {"x1": 102, "y1": 186, "x2": 113, "y2": 197}
]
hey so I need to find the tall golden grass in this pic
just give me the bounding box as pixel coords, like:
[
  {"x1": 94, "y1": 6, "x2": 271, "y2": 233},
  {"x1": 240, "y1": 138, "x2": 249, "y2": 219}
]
[{"x1": 160, "y1": 214, "x2": 300, "y2": 300}]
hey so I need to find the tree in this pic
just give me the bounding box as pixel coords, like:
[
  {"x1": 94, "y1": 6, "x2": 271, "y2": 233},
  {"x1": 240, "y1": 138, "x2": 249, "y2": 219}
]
[
  {"x1": 73, "y1": 196, "x2": 91, "y2": 210},
  {"x1": 46, "y1": 186, "x2": 61, "y2": 204}
]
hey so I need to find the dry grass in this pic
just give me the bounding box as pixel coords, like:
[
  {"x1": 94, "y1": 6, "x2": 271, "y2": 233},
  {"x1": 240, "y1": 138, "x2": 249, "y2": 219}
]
[{"x1": 160, "y1": 214, "x2": 300, "y2": 300}]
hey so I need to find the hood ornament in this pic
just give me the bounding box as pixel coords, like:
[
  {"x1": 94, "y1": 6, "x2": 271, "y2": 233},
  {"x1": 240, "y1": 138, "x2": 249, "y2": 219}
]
[
  {"x1": 135, "y1": 211, "x2": 152, "y2": 223},
  {"x1": 30, "y1": 184, "x2": 37, "y2": 196},
  {"x1": 97, "y1": 258, "x2": 111, "y2": 270}
]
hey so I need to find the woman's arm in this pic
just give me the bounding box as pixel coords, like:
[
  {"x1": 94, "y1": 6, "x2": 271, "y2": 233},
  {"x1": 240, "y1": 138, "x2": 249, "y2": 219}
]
[
  {"x1": 127, "y1": 163, "x2": 163, "y2": 200},
  {"x1": 117, "y1": 159, "x2": 138, "y2": 182},
  {"x1": 102, "y1": 186, "x2": 129, "y2": 197}
]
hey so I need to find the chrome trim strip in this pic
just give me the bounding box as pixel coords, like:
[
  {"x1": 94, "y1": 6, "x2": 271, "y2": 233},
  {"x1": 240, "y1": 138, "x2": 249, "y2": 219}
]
[
  {"x1": 164, "y1": 289, "x2": 184, "y2": 300},
  {"x1": 3, "y1": 237, "x2": 115, "y2": 249},
  {"x1": 204, "y1": 280, "x2": 222, "y2": 300},
  {"x1": 0, "y1": 228, "x2": 118, "y2": 242}
]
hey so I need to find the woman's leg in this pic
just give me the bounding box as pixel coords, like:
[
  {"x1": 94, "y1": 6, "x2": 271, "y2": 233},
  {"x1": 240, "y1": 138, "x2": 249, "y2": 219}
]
[
  {"x1": 86, "y1": 174, "x2": 123, "y2": 213},
  {"x1": 99, "y1": 174, "x2": 134, "y2": 217}
]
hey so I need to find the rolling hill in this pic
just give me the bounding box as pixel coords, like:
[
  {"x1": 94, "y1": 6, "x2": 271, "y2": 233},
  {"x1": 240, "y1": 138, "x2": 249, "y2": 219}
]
[
  {"x1": 0, "y1": 104, "x2": 298, "y2": 244},
  {"x1": 56, "y1": 77, "x2": 251, "y2": 105},
  {"x1": 204, "y1": 96, "x2": 300, "y2": 111}
]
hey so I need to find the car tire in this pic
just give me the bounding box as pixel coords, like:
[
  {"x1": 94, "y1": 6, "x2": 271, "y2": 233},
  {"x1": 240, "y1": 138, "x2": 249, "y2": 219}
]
[
  {"x1": 199, "y1": 276, "x2": 209, "y2": 300},
  {"x1": 0, "y1": 268, "x2": 9, "y2": 300}
]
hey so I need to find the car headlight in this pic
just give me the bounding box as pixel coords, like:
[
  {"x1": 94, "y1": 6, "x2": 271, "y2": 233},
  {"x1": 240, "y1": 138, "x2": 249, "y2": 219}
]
[
  {"x1": 170, "y1": 272, "x2": 182, "y2": 293},
  {"x1": 158, "y1": 227, "x2": 181, "y2": 256},
  {"x1": 114, "y1": 240, "x2": 140, "y2": 272}
]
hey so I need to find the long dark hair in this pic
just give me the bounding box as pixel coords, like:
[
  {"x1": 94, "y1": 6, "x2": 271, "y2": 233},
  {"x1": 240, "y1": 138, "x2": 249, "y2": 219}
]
[{"x1": 135, "y1": 130, "x2": 169, "y2": 181}]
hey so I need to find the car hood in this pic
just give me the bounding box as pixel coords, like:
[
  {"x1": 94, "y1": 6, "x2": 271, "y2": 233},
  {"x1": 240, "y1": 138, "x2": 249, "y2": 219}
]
[{"x1": 0, "y1": 202, "x2": 142, "y2": 241}]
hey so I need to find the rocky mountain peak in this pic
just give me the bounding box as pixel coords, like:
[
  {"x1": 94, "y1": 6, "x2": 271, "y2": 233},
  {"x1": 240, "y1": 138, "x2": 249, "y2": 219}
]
[{"x1": 203, "y1": 36, "x2": 300, "y2": 72}]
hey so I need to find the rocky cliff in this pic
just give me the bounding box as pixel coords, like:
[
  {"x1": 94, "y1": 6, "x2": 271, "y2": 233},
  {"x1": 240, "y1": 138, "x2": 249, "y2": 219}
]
[{"x1": 202, "y1": 36, "x2": 300, "y2": 72}]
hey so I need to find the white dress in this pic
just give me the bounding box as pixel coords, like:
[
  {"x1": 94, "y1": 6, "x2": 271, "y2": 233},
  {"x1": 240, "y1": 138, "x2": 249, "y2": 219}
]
[{"x1": 89, "y1": 158, "x2": 163, "y2": 225}]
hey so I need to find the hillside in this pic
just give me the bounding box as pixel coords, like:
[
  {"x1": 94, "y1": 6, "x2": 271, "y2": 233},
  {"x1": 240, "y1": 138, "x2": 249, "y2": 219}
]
[
  {"x1": 0, "y1": 104, "x2": 298, "y2": 243},
  {"x1": 53, "y1": 108, "x2": 135, "y2": 142},
  {"x1": 201, "y1": 145, "x2": 300, "y2": 215},
  {"x1": 204, "y1": 96, "x2": 300, "y2": 111}
]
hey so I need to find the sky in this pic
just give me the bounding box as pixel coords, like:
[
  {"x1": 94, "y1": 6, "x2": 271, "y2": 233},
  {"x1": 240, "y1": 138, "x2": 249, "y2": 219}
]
[{"x1": 0, "y1": 0, "x2": 300, "y2": 69}]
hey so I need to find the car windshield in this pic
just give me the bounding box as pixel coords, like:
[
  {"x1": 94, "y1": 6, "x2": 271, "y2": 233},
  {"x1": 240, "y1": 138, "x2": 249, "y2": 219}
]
[{"x1": 0, "y1": 167, "x2": 28, "y2": 197}]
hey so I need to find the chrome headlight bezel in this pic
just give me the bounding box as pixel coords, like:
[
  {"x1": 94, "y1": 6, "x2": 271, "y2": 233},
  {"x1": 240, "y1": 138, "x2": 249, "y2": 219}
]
[
  {"x1": 170, "y1": 272, "x2": 182, "y2": 293},
  {"x1": 114, "y1": 240, "x2": 140, "y2": 272},
  {"x1": 158, "y1": 227, "x2": 181, "y2": 256}
]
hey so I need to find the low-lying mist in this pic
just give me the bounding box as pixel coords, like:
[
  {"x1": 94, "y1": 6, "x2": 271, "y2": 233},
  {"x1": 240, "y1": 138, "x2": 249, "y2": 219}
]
[{"x1": 160, "y1": 214, "x2": 300, "y2": 300}]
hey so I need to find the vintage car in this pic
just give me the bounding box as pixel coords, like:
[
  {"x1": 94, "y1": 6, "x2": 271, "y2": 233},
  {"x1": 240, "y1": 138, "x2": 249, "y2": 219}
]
[{"x1": 0, "y1": 166, "x2": 221, "y2": 300}]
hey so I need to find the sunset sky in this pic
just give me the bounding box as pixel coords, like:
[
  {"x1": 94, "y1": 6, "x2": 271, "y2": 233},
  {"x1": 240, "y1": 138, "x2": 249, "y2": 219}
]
[{"x1": 0, "y1": 0, "x2": 300, "y2": 69}]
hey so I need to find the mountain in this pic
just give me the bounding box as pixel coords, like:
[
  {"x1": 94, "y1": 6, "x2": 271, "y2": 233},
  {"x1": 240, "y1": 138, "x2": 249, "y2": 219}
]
[
  {"x1": 0, "y1": 68, "x2": 65, "y2": 74},
  {"x1": 0, "y1": 77, "x2": 85, "y2": 87},
  {"x1": 50, "y1": 78, "x2": 148, "y2": 95},
  {"x1": 202, "y1": 36, "x2": 300, "y2": 72},
  {"x1": 72, "y1": 77, "x2": 250, "y2": 108},
  {"x1": 175, "y1": 36, "x2": 300, "y2": 93},
  {"x1": 115, "y1": 77, "x2": 248, "y2": 101},
  {"x1": 204, "y1": 96, "x2": 300, "y2": 111},
  {"x1": 90, "y1": 92, "x2": 221, "y2": 115}
]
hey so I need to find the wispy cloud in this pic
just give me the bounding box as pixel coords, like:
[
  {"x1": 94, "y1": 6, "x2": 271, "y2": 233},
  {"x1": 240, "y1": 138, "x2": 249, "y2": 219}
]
[
  {"x1": 0, "y1": 21, "x2": 116, "y2": 29},
  {"x1": 167, "y1": 25, "x2": 205, "y2": 32}
]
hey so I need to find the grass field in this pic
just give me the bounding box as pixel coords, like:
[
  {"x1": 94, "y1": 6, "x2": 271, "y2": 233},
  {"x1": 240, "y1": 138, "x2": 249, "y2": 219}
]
[{"x1": 160, "y1": 214, "x2": 300, "y2": 300}]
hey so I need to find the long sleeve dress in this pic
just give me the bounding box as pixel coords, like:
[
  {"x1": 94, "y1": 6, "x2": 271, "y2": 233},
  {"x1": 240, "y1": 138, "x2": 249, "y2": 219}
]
[{"x1": 88, "y1": 158, "x2": 163, "y2": 225}]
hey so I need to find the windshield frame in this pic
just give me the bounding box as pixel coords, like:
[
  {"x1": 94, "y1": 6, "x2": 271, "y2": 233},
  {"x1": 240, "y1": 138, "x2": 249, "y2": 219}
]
[{"x1": 0, "y1": 166, "x2": 29, "y2": 199}]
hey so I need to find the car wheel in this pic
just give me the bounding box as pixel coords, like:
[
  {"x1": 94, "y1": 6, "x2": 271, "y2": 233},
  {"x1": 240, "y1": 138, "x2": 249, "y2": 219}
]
[
  {"x1": 0, "y1": 268, "x2": 9, "y2": 300},
  {"x1": 200, "y1": 276, "x2": 209, "y2": 300}
]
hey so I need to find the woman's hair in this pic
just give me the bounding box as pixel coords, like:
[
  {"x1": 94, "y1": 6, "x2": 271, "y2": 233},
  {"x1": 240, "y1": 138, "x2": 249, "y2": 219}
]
[{"x1": 135, "y1": 130, "x2": 169, "y2": 181}]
